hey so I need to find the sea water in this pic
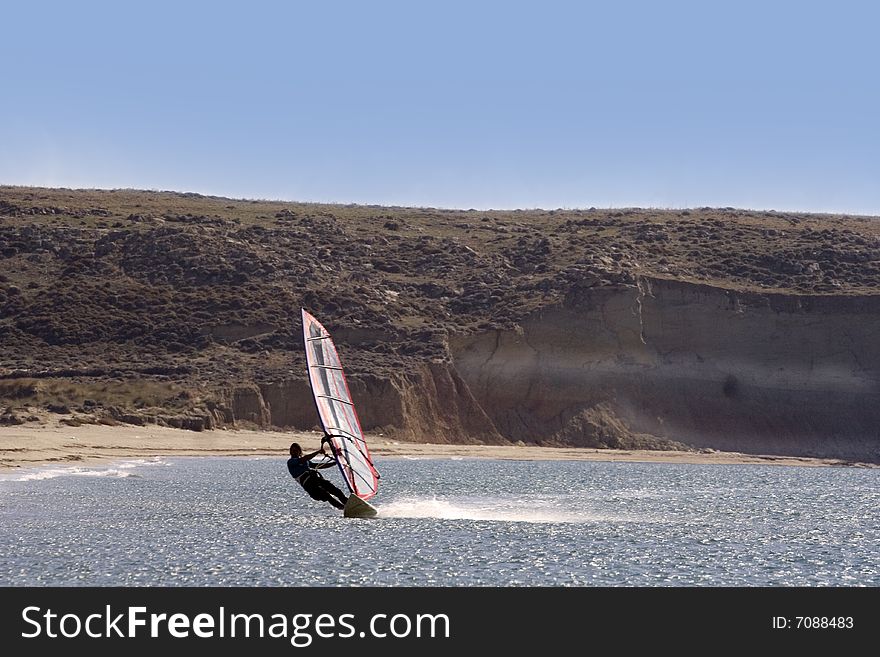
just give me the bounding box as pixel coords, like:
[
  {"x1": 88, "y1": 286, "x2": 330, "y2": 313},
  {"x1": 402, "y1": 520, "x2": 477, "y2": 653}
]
[{"x1": 0, "y1": 456, "x2": 877, "y2": 586}]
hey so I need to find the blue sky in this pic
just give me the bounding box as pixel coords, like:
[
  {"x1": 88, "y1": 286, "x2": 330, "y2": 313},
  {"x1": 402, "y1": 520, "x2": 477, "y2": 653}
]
[{"x1": 1, "y1": 1, "x2": 877, "y2": 213}]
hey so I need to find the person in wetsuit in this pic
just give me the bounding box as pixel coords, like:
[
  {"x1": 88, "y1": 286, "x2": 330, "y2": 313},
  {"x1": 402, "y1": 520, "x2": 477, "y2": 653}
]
[{"x1": 287, "y1": 441, "x2": 349, "y2": 510}]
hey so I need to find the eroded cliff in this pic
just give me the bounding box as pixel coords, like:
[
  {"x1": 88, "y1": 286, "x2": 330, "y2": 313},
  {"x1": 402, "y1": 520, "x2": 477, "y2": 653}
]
[
  {"x1": 244, "y1": 364, "x2": 503, "y2": 444},
  {"x1": 451, "y1": 277, "x2": 880, "y2": 461}
]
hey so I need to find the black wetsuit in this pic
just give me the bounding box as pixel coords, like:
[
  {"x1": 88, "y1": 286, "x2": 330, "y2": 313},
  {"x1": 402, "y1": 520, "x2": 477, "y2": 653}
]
[{"x1": 287, "y1": 456, "x2": 348, "y2": 510}]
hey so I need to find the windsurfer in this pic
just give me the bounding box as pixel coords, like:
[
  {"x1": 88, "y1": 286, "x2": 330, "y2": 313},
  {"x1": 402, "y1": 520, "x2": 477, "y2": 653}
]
[{"x1": 287, "y1": 442, "x2": 349, "y2": 510}]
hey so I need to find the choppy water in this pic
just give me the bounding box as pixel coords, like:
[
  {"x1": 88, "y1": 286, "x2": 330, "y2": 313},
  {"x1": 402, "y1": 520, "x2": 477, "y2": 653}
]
[{"x1": 0, "y1": 456, "x2": 877, "y2": 586}]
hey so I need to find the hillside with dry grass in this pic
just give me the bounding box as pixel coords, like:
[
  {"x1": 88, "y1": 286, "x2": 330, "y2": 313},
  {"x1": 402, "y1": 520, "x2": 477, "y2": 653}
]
[{"x1": 2, "y1": 186, "x2": 879, "y2": 460}]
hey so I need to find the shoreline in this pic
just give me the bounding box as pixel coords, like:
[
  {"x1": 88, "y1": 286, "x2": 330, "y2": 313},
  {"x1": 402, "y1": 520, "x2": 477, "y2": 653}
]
[{"x1": 0, "y1": 423, "x2": 875, "y2": 471}]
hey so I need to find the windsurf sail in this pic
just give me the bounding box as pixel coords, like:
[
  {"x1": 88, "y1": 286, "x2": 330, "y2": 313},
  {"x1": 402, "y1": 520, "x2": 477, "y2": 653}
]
[{"x1": 301, "y1": 308, "x2": 380, "y2": 500}]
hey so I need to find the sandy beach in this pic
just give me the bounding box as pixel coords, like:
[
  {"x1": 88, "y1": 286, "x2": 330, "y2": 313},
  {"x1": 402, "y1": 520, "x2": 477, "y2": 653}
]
[{"x1": 0, "y1": 422, "x2": 873, "y2": 471}]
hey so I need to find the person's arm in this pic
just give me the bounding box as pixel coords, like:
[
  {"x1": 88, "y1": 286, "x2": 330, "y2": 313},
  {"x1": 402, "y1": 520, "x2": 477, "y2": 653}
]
[
  {"x1": 302, "y1": 448, "x2": 324, "y2": 462},
  {"x1": 310, "y1": 444, "x2": 336, "y2": 468}
]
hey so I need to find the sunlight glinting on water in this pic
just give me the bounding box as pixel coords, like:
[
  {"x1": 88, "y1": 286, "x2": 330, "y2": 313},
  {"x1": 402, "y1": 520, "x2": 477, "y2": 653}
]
[{"x1": 0, "y1": 456, "x2": 877, "y2": 586}]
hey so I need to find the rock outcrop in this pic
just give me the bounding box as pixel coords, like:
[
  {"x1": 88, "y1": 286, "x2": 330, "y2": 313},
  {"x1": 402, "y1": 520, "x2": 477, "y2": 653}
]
[
  {"x1": 451, "y1": 277, "x2": 880, "y2": 461},
  {"x1": 223, "y1": 364, "x2": 505, "y2": 444}
]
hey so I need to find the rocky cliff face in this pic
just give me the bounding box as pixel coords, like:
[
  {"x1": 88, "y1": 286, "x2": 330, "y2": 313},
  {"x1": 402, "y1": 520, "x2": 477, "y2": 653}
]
[
  {"x1": 220, "y1": 275, "x2": 880, "y2": 462},
  {"x1": 221, "y1": 363, "x2": 504, "y2": 444},
  {"x1": 450, "y1": 277, "x2": 880, "y2": 461}
]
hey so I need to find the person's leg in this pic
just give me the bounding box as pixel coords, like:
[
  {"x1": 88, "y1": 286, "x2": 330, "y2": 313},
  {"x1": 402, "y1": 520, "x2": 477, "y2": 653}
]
[
  {"x1": 314, "y1": 488, "x2": 344, "y2": 510},
  {"x1": 321, "y1": 479, "x2": 349, "y2": 505},
  {"x1": 304, "y1": 479, "x2": 343, "y2": 509}
]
